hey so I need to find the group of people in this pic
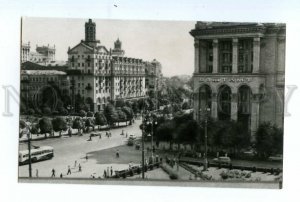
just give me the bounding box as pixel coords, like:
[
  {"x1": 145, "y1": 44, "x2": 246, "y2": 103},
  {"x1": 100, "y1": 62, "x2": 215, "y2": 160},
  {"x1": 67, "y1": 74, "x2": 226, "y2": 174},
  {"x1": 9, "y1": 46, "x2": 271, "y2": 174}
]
[
  {"x1": 103, "y1": 166, "x2": 114, "y2": 178},
  {"x1": 50, "y1": 160, "x2": 82, "y2": 178}
]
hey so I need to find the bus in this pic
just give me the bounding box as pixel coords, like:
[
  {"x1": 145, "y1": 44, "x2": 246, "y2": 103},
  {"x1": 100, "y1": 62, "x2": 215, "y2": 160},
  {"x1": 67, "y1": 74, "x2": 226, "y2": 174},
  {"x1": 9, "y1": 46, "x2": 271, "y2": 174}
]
[{"x1": 19, "y1": 146, "x2": 54, "y2": 165}]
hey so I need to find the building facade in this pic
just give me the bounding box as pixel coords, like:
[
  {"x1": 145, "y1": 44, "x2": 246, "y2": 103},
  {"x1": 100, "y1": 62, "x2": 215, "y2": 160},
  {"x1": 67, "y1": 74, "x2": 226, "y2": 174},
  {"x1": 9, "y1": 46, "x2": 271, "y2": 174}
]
[
  {"x1": 190, "y1": 22, "x2": 285, "y2": 138},
  {"x1": 67, "y1": 19, "x2": 147, "y2": 112},
  {"x1": 145, "y1": 59, "x2": 163, "y2": 98},
  {"x1": 20, "y1": 69, "x2": 70, "y2": 109},
  {"x1": 21, "y1": 42, "x2": 56, "y2": 64}
]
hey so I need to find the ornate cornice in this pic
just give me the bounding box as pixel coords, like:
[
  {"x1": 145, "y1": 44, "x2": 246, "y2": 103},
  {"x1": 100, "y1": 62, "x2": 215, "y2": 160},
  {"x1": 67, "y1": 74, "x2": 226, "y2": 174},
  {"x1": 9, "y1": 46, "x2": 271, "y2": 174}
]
[{"x1": 190, "y1": 26, "x2": 266, "y2": 37}]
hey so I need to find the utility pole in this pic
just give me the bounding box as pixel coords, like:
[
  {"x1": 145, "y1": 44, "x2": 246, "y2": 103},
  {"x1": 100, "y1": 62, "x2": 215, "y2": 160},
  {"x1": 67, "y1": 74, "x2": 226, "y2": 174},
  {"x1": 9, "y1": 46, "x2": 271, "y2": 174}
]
[
  {"x1": 141, "y1": 111, "x2": 145, "y2": 179},
  {"x1": 26, "y1": 127, "x2": 32, "y2": 178}
]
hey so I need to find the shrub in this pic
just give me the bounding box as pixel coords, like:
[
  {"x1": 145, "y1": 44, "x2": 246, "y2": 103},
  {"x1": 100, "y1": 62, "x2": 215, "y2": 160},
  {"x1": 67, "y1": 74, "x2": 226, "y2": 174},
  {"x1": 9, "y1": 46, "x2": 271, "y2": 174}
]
[
  {"x1": 79, "y1": 110, "x2": 87, "y2": 117},
  {"x1": 42, "y1": 107, "x2": 52, "y2": 115},
  {"x1": 86, "y1": 111, "x2": 93, "y2": 117},
  {"x1": 27, "y1": 108, "x2": 35, "y2": 115},
  {"x1": 52, "y1": 110, "x2": 59, "y2": 116}
]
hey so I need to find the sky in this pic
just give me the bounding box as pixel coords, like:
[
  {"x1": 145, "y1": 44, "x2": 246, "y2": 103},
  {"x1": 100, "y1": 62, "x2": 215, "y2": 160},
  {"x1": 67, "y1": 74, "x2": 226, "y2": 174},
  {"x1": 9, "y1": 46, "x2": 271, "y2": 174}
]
[{"x1": 22, "y1": 17, "x2": 195, "y2": 77}]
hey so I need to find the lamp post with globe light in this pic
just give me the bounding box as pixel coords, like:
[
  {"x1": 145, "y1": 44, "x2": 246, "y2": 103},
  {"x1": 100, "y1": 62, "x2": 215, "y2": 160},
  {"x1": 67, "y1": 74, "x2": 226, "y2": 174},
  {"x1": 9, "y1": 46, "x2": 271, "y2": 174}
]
[{"x1": 199, "y1": 106, "x2": 210, "y2": 171}]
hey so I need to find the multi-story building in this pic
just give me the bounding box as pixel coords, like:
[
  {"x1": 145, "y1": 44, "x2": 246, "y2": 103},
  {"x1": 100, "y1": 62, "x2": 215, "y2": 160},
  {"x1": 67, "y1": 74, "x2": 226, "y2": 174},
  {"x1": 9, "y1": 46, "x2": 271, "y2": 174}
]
[
  {"x1": 145, "y1": 59, "x2": 163, "y2": 98},
  {"x1": 21, "y1": 42, "x2": 56, "y2": 64},
  {"x1": 20, "y1": 69, "x2": 70, "y2": 110},
  {"x1": 190, "y1": 22, "x2": 285, "y2": 138},
  {"x1": 67, "y1": 19, "x2": 146, "y2": 112}
]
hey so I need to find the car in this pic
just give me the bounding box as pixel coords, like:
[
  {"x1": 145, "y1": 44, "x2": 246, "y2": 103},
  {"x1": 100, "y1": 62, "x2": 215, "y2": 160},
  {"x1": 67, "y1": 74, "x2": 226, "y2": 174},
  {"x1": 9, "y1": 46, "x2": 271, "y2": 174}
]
[
  {"x1": 128, "y1": 134, "x2": 137, "y2": 140},
  {"x1": 268, "y1": 154, "x2": 283, "y2": 162},
  {"x1": 212, "y1": 156, "x2": 231, "y2": 165}
]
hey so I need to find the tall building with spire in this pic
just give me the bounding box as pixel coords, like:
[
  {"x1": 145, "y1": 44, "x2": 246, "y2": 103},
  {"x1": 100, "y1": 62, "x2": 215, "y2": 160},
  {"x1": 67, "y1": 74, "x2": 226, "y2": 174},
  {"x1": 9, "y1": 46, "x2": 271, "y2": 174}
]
[
  {"x1": 112, "y1": 38, "x2": 125, "y2": 56},
  {"x1": 67, "y1": 19, "x2": 147, "y2": 112}
]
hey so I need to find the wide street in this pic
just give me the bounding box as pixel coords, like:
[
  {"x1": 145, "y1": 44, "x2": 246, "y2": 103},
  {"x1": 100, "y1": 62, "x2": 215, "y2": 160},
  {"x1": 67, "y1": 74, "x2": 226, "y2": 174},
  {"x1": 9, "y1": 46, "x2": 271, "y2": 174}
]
[{"x1": 19, "y1": 119, "x2": 143, "y2": 178}]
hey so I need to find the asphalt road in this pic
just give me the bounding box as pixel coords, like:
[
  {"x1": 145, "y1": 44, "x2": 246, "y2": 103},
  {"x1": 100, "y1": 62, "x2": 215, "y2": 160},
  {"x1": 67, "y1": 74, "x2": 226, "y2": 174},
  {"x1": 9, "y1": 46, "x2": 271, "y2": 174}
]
[{"x1": 18, "y1": 120, "x2": 142, "y2": 178}]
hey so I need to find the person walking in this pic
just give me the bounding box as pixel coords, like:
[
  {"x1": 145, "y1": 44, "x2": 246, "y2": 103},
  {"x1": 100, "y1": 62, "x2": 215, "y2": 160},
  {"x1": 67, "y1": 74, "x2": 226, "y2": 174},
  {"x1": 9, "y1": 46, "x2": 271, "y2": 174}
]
[
  {"x1": 78, "y1": 164, "x2": 82, "y2": 172},
  {"x1": 67, "y1": 165, "x2": 71, "y2": 175},
  {"x1": 99, "y1": 133, "x2": 101, "y2": 139},
  {"x1": 74, "y1": 160, "x2": 77, "y2": 168},
  {"x1": 51, "y1": 168, "x2": 55, "y2": 178},
  {"x1": 35, "y1": 169, "x2": 39, "y2": 178},
  {"x1": 107, "y1": 167, "x2": 110, "y2": 177},
  {"x1": 60, "y1": 173, "x2": 63, "y2": 178},
  {"x1": 116, "y1": 149, "x2": 119, "y2": 158},
  {"x1": 104, "y1": 170, "x2": 107, "y2": 178},
  {"x1": 110, "y1": 166, "x2": 113, "y2": 176}
]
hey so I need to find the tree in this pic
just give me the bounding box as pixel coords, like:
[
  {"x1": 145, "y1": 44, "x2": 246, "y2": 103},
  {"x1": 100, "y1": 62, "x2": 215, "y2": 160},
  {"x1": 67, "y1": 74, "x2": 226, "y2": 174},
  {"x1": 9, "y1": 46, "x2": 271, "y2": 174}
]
[
  {"x1": 176, "y1": 120, "x2": 200, "y2": 150},
  {"x1": 255, "y1": 122, "x2": 283, "y2": 158},
  {"x1": 117, "y1": 109, "x2": 127, "y2": 125},
  {"x1": 115, "y1": 99, "x2": 126, "y2": 108},
  {"x1": 156, "y1": 121, "x2": 176, "y2": 149},
  {"x1": 72, "y1": 118, "x2": 83, "y2": 133},
  {"x1": 182, "y1": 102, "x2": 190, "y2": 110},
  {"x1": 30, "y1": 123, "x2": 39, "y2": 134},
  {"x1": 85, "y1": 118, "x2": 94, "y2": 132},
  {"x1": 104, "y1": 104, "x2": 119, "y2": 126},
  {"x1": 79, "y1": 110, "x2": 87, "y2": 117},
  {"x1": 27, "y1": 108, "x2": 35, "y2": 115},
  {"x1": 86, "y1": 111, "x2": 93, "y2": 117},
  {"x1": 122, "y1": 106, "x2": 134, "y2": 124},
  {"x1": 39, "y1": 117, "x2": 53, "y2": 138},
  {"x1": 42, "y1": 107, "x2": 51, "y2": 116},
  {"x1": 94, "y1": 112, "x2": 107, "y2": 129},
  {"x1": 255, "y1": 122, "x2": 275, "y2": 158},
  {"x1": 52, "y1": 117, "x2": 68, "y2": 136},
  {"x1": 20, "y1": 120, "x2": 26, "y2": 129}
]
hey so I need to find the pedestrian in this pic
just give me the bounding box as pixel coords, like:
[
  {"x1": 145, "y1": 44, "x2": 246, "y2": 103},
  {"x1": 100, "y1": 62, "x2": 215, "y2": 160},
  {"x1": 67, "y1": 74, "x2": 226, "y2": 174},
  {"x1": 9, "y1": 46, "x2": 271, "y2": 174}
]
[
  {"x1": 74, "y1": 160, "x2": 77, "y2": 168},
  {"x1": 107, "y1": 167, "x2": 110, "y2": 177},
  {"x1": 60, "y1": 173, "x2": 63, "y2": 178},
  {"x1": 86, "y1": 154, "x2": 89, "y2": 161},
  {"x1": 104, "y1": 170, "x2": 107, "y2": 178},
  {"x1": 78, "y1": 164, "x2": 82, "y2": 172},
  {"x1": 126, "y1": 133, "x2": 128, "y2": 138},
  {"x1": 51, "y1": 168, "x2": 55, "y2": 177},
  {"x1": 110, "y1": 166, "x2": 113, "y2": 176},
  {"x1": 99, "y1": 133, "x2": 101, "y2": 139},
  {"x1": 67, "y1": 165, "x2": 71, "y2": 175},
  {"x1": 35, "y1": 169, "x2": 39, "y2": 178},
  {"x1": 116, "y1": 149, "x2": 119, "y2": 158}
]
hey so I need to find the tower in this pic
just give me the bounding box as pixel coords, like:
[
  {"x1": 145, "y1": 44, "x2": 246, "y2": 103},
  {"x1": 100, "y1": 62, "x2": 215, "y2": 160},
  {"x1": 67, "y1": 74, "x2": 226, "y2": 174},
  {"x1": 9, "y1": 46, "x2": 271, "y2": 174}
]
[
  {"x1": 84, "y1": 19, "x2": 100, "y2": 47},
  {"x1": 112, "y1": 38, "x2": 125, "y2": 56}
]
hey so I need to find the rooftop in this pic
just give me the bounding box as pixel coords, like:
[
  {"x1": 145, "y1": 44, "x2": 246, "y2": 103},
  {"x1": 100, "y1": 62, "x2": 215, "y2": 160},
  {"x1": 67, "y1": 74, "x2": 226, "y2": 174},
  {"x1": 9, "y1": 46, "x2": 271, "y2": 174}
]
[{"x1": 21, "y1": 70, "x2": 66, "y2": 76}]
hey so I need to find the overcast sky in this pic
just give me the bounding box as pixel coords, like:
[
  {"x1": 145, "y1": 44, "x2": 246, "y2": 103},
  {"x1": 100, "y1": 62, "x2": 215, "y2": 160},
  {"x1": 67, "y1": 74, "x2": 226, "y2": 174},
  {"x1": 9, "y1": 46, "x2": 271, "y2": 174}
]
[{"x1": 22, "y1": 17, "x2": 195, "y2": 77}]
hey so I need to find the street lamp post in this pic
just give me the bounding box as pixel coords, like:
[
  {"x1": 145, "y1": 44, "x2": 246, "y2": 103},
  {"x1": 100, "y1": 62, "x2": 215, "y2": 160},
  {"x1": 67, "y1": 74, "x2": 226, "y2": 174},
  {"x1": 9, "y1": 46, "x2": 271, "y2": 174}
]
[{"x1": 199, "y1": 106, "x2": 210, "y2": 171}]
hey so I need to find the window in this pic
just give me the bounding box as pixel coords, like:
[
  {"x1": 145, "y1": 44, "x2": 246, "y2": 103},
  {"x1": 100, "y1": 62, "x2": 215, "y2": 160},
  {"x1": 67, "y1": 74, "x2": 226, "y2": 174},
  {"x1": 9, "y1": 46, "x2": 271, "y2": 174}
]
[
  {"x1": 78, "y1": 63, "x2": 80, "y2": 67},
  {"x1": 219, "y1": 41, "x2": 232, "y2": 73},
  {"x1": 238, "y1": 39, "x2": 253, "y2": 73}
]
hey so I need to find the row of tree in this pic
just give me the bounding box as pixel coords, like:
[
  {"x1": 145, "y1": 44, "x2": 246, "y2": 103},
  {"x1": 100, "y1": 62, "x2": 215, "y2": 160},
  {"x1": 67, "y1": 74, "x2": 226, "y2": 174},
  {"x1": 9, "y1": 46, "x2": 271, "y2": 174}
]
[{"x1": 145, "y1": 111, "x2": 283, "y2": 158}]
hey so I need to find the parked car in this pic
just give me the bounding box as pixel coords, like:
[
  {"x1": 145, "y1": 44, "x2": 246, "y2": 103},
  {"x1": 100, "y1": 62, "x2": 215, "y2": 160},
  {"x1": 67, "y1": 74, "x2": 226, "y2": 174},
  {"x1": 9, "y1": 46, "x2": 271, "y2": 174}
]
[
  {"x1": 268, "y1": 154, "x2": 283, "y2": 162},
  {"x1": 212, "y1": 156, "x2": 231, "y2": 165}
]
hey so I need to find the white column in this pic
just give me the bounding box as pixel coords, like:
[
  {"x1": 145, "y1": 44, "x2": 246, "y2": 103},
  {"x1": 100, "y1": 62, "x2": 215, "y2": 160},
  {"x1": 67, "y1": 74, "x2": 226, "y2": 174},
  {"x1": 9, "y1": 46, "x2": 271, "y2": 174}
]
[
  {"x1": 253, "y1": 37, "x2": 260, "y2": 73},
  {"x1": 212, "y1": 39, "x2": 219, "y2": 73},
  {"x1": 194, "y1": 40, "x2": 200, "y2": 74},
  {"x1": 231, "y1": 93, "x2": 238, "y2": 121},
  {"x1": 232, "y1": 38, "x2": 238, "y2": 73}
]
